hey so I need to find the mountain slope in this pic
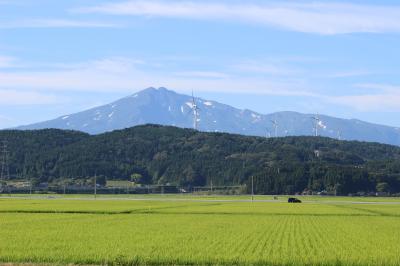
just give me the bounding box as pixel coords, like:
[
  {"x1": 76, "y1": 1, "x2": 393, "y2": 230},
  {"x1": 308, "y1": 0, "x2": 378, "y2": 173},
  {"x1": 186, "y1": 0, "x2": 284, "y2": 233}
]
[
  {"x1": 17, "y1": 87, "x2": 400, "y2": 145},
  {"x1": 2, "y1": 125, "x2": 400, "y2": 194}
]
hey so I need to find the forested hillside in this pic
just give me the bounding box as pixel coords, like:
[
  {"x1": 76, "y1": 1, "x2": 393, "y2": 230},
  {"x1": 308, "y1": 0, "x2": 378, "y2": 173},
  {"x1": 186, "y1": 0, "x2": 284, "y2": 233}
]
[{"x1": 1, "y1": 125, "x2": 400, "y2": 195}]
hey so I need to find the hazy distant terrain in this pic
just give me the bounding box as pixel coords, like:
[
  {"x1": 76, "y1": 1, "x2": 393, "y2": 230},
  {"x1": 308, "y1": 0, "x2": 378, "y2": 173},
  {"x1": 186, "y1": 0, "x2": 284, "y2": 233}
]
[{"x1": 17, "y1": 87, "x2": 400, "y2": 146}]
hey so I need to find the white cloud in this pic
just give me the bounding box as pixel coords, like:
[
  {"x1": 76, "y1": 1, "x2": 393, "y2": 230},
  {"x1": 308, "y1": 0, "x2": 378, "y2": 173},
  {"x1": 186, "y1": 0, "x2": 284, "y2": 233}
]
[
  {"x1": 329, "y1": 94, "x2": 400, "y2": 111},
  {"x1": 0, "y1": 57, "x2": 317, "y2": 97},
  {"x1": 232, "y1": 61, "x2": 299, "y2": 76},
  {"x1": 323, "y1": 70, "x2": 373, "y2": 79},
  {"x1": 8, "y1": 56, "x2": 396, "y2": 112},
  {"x1": 0, "y1": 57, "x2": 143, "y2": 92},
  {"x1": 0, "y1": 19, "x2": 118, "y2": 28},
  {"x1": 355, "y1": 83, "x2": 400, "y2": 93},
  {"x1": 0, "y1": 0, "x2": 13, "y2": 4},
  {"x1": 173, "y1": 71, "x2": 229, "y2": 79},
  {"x1": 159, "y1": 77, "x2": 317, "y2": 97},
  {"x1": 89, "y1": 57, "x2": 143, "y2": 73},
  {"x1": 327, "y1": 83, "x2": 400, "y2": 111},
  {"x1": 0, "y1": 56, "x2": 16, "y2": 68},
  {"x1": 76, "y1": 1, "x2": 400, "y2": 34},
  {"x1": 0, "y1": 89, "x2": 60, "y2": 105}
]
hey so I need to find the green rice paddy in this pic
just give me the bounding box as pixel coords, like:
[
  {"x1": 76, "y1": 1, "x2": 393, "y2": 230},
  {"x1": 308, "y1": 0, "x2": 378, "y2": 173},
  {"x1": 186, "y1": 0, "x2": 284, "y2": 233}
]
[{"x1": 1, "y1": 195, "x2": 400, "y2": 265}]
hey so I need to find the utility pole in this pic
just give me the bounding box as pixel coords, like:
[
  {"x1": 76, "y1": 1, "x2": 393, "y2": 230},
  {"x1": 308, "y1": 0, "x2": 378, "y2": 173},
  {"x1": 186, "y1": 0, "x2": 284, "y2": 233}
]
[
  {"x1": 94, "y1": 173, "x2": 97, "y2": 199},
  {"x1": 251, "y1": 176, "x2": 254, "y2": 202}
]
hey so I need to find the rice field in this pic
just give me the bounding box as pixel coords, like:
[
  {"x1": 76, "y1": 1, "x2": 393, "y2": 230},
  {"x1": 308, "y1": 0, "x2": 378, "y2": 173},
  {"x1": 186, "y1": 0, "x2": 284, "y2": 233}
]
[{"x1": 1, "y1": 195, "x2": 400, "y2": 265}]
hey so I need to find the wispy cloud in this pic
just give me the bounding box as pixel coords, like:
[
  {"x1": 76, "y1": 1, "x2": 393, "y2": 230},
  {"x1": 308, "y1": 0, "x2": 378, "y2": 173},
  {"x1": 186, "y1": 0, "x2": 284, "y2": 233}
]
[
  {"x1": 3, "y1": 56, "x2": 395, "y2": 112},
  {"x1": 0, "y1": 0, "x2": 15, "y2": 5},
  {"x1": 329, "y1": 94, "x2": 400, "y2": 111},
  {"x1": 231, "y1": 61, "x2": 299, "y2": 76},
  {"x1": 323, "y1": 70, "x2": 373, "y2": 79},
  {"x1": 327, "y1": 83, "x2": 400, "y2": 111},
  {"x1": 355, "y1": 83, "x2": 400, "y2": 93},
  {"x1": 173, "y1": 71, "x2": 229, "y2": 79},
  {"x1": 76, "y1": 1, "x2": 400, "y2": 34},
  {"x1": 0, "y1": 89, "x2": 60, "y2": 105},
  {"x1": 0, "y1": 57, "x2": 317, "y2": 97},
  {"x1": 0, "y1": 19, "x2": 119, "y2": 29},
  {"x1": 0, "y1": 57, "x2": 145, "y2": 92},
  {"x1": 0, "y1": 56, "x2": 16, "y2": 68},
  {"x1": 89, "y1": 57, "x2": 143, "y2": 73}
]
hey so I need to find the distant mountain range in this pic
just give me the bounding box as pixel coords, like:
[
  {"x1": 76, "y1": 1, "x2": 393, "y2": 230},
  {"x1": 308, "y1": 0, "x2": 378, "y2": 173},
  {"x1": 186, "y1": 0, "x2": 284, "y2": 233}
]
[{"x1": 17, "y1": 87, "x2": 400, "y2": 146}]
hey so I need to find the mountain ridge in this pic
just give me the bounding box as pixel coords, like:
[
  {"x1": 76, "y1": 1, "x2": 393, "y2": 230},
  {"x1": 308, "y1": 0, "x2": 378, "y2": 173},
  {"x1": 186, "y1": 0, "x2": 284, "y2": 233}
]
[{"x1": 16, "y1": 87, "x2": 400, "y2": 146}]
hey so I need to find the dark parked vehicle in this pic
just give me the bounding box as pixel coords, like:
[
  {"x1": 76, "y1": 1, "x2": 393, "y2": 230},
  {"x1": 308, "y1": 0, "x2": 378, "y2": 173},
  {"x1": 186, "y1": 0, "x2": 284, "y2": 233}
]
[{"x1": 288, "y1": 197, "x2": 302, "y2": 203}]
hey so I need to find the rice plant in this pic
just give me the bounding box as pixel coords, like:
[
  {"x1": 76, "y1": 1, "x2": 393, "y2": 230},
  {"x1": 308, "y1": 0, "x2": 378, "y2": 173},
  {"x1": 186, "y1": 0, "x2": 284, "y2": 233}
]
[{"x1": 0, "y1": 197, "x2": 399, "y2": 265}]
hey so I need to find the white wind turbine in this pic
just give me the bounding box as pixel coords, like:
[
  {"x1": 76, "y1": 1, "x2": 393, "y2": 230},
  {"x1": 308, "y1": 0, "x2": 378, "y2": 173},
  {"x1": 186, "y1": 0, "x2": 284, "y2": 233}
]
[
  {"x1": 271, "y1": 120, "x2": 278, "y2": 137},
  {"x1": 337, "y1": 130, "x2": 342, "y2": 140},
  {"x1": 311, "y1": 115, "x2": 322, "y2": 137},
  {"x1": 265, "y1": 128, "x2": 271, "y2": 138},
  {"x1": 311, "y1": 115, "x2": 326, "y2": 137},
  {"x1": 311, "y1": 116, "x2": 320, "y2": 136},
  {"x1": 190, "y1": 90, "x2": 200, "y2": 130}
]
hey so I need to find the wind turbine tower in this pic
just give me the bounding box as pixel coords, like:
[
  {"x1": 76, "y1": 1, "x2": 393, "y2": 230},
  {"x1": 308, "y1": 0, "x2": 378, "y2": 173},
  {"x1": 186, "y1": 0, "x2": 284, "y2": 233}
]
[
  {"x1": 311, "y1": 115, "x2": 320, "y2": 137},
  {"x1": 337, "y1": 130, "x2": 342, "y2": 140},
  {"x1": 190, "y1": 90, "x2": 200, "y2": 130},
  {"x1": 265, "y1": 129, "x2": 271, "y2": 138},
  {"x1": 271, "y1": 120, "x2": 278, "y2": 137}
]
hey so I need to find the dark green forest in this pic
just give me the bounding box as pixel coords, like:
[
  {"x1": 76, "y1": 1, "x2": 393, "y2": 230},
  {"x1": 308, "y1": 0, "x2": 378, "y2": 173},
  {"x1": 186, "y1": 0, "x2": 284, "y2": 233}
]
[{"x1": 1, "y1": 124, "x2": 400, "y2": 195}]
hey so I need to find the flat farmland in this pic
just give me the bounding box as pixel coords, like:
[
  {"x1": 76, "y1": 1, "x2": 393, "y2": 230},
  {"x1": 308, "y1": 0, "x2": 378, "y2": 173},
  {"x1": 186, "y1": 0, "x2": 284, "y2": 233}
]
[{"x1": 1, "y1": 196, "x2": 400, "y2": 265}]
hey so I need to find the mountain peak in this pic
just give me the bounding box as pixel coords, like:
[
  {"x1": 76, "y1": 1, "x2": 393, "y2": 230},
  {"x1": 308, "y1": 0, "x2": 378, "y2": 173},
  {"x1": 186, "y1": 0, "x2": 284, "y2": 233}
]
[
  {"x1": 139, "y1": 86, "x2": 157, "y2": 93},
  {"x1": 137, "y1": 86, "x2": 176, "y2": 96},
  {"x1": 15, "y1": 87, "x2": 400, "y2": 146}
]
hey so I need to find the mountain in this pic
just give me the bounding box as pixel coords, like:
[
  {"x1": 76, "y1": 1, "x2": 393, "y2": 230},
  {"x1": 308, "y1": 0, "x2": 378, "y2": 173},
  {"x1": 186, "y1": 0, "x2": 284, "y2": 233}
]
[
  {"x1": 2, "y1": 125, "x2": 400, "y2": 195},
  {"x1": 17, "y1": 87, "x2": 400, "y2": 146}
]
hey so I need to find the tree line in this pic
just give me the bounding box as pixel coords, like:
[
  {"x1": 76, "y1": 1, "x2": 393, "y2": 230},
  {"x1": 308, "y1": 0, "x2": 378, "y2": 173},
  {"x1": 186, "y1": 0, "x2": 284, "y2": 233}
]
[{"x1": 1, "y1": 124, "x2": 400, "y2": 195}]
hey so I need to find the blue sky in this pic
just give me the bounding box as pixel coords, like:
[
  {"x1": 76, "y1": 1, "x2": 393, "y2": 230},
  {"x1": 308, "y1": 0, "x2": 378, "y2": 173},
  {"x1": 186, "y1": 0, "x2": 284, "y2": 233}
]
[{"x1": 1, "y1": 0, "x2": 400, "y2": 128}]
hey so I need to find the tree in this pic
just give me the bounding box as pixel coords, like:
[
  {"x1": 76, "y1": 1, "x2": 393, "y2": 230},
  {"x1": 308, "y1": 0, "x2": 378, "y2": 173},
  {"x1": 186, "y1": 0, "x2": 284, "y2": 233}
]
[
  {"x1": 130, "y1": 173, "x2": 143, "y2": 184},
  {"x1": 2, "y1": 125, "x2": 400, "y2": 194},
  {"x1": 376, "y1": 182, "x2": 389, "y2": 193}
]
